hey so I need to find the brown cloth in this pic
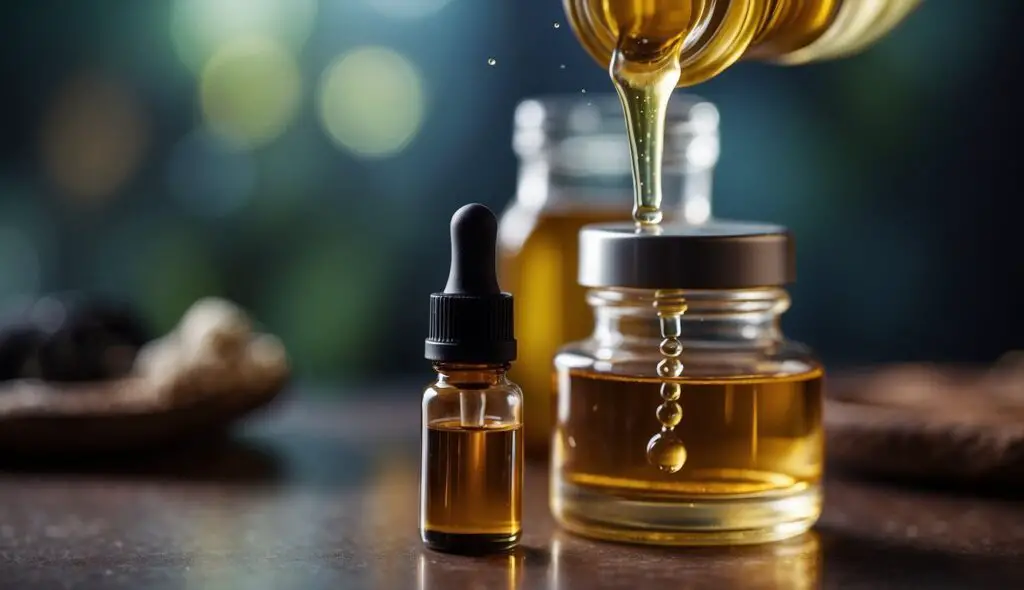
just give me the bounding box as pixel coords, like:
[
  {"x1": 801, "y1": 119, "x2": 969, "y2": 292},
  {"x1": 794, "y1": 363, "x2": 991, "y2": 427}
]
[{"x1": 825, "y1": 359, "x2": 1024, "y2": 486}]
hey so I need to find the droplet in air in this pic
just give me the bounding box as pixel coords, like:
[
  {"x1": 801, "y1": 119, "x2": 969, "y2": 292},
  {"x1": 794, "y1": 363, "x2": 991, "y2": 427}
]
[
  {"x1": 487, "y1": 57, "x2": 497, "y2": 66},
  {"x1": 647, "y1": 432, "x2": 687, "y2": 473}
]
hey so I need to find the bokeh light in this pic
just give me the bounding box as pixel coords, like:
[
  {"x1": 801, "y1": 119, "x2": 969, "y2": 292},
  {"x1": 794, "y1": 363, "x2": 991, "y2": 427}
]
[
  {"x1": 199, "y1": 37, "x2": 302, "y2": 148},
  {"x1": 361, "y1": 0, "x2": 455, "y2": 20},
  {"x1": 318, "y1": 46, "x2": 426, "y2": 159},
  {"x1": 167, "y1": 129, "x2": 257, "y2": 218},
  {"x1": 40, "y1": 74, "x2": 149, "y2": 204},
  {"x1": 170, "y1": 0, "x2": 317, "y2": 72}
]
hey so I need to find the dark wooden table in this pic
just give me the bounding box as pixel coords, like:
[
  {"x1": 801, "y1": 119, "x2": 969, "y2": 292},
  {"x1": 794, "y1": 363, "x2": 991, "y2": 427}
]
[{"x1": 2, "y1": 392, "x2": 1024, "y2": 589}]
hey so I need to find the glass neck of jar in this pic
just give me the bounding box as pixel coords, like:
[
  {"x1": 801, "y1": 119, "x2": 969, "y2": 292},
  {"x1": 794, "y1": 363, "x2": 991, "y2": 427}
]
[
  {"x1": 433, "y1": 363, "x2": 510, "y2": 388},
  {"x1": 587, "y1": 288, "x2": 790, "y2": 348},
  {"x1": 515, "y1": 155, "x2": 712, "y2": 223},
  {"x1": 512, "y1": 96, "x2": 718, "y2": 223}
]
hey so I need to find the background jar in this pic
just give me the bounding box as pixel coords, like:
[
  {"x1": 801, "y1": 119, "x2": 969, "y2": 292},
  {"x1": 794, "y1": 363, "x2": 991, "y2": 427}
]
[
  {"x1": 551, "y1": 221, "x2": 824, "y2": 545},
  {"x1": 498, "y1": 94, "x2": 720, "y2": 456}
]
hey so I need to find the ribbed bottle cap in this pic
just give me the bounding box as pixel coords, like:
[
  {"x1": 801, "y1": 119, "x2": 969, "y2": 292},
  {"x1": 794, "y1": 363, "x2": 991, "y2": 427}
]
[
  {"x1": 578, "y1": 220, "x2": 795, "y2": 289},
  {"x1": 425, "y1": 204, "x2": 516, "y2": 364}
]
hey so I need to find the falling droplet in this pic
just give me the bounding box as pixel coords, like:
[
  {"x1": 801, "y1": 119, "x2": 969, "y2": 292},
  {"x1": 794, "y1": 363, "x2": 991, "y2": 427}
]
[
  {"x1": 660, "y1": 382, "x2": 681, "y2": 401},
  {"x1": 553, "y1": 22, "x2": 561, "y2": 29},
  {"x1": 487, "y1": 58, "x2": 497, "y2": 66},
  {"x1": 657, "y1": 357, "x2": 683, "y2": 378},
  {"x1": 647, "y1": 432, "x2": 687, "y2": 473},
  {"x1": 659, "y1": 337, "x2": 682, "y2": 357},
  {"x1": 657, "y1": 402, "x2": 683, "y2": 428}
]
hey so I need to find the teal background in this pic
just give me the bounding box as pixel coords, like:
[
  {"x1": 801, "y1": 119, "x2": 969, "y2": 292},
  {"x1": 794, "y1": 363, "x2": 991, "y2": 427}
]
[{"x1": 0, "y1": 0, "x2": 1017, "y2": 384}]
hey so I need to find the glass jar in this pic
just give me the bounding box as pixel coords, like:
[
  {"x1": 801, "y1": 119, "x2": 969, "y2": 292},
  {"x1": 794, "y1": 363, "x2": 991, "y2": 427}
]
[
  {"x1": 498, "y1": 94, "x2": 719, "y2": 456},
  {"x1": 562, "y1": 0, "x2": 923, "y2": 86},
  {"x1": 551, "y1": 221, "x2": 824, "y2": 545}
]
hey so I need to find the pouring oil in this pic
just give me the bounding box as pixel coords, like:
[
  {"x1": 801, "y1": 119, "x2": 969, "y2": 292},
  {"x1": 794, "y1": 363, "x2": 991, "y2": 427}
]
[
  {"x1": 611, "y1": 44, "x2": 683, "y2": 226},
  {"x1": 564, "y1": 0, "x2": 921, "y2": 224}
]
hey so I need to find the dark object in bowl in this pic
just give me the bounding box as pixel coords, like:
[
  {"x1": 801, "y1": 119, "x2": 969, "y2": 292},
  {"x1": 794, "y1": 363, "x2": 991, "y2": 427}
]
[
  {"x1": 0, "y1": 295, "x2": 289, "y2": 459},
  {"x1": 0, "y1": 294, "x2": 153, "y2": 384},
  {"x1": 826, "y1": 363, "x2": 1024, "y2": 487}
]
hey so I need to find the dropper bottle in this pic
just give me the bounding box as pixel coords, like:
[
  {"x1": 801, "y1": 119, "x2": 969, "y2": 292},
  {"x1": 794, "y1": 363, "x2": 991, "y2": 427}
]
[{"x1": 420, "y1": 203, "x2": 523, "y2": 554}]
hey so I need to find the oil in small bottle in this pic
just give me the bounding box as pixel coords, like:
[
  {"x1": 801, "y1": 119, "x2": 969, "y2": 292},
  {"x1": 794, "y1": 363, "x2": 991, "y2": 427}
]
[{"x1": 422, "y1": 418, "x2": 523, "y2": 552}]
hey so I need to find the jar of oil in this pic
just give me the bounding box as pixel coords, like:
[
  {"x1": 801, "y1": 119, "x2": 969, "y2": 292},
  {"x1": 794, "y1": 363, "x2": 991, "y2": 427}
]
[
  {"x1": 552, "y1": 221, "x2": 823, "y2": 545},
  {"x1": 498, "y1": 94, "x2": 720, "y2": 456},
  {"x1": 563, "y1": 0, "x2": 922, "y2": 86}
]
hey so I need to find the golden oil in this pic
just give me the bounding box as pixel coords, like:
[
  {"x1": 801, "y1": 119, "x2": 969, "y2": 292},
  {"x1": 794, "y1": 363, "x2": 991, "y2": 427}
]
[
  {"x1": 564, "y1": 0, "x2": 923, "y2": 86},
  {"x1": 551, "y1": 367, "x2": 824, "y2": 545},
  {"x1": 421, "y1": 418, "x2": 523, "y2": 553}
]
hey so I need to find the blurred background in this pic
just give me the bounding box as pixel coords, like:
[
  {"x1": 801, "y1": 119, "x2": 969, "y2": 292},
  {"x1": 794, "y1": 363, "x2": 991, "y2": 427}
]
[{"x1": 0, "y1": 0, "x2": 1019, "y2": 385}]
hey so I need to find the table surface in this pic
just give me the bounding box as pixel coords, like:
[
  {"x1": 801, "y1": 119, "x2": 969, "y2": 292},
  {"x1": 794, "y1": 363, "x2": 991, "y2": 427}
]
[{"x1": 2, "y1": 392, "x2": 1024, "y2": 590}]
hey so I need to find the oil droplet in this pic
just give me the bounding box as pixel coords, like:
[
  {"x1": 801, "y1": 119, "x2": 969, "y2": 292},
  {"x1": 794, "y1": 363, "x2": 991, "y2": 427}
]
[
  {"x1": 656, "y1": 357, "x2": 683, "y2": 378},
  {"x1": 656, "y1": 402, "x2": 682, "y2": 428},
  {"x1": 659, "y1": 337, "x2": 682, "y2": 357},
  {"x1": 646, "y1": 432, "x2": 687, "y2": 473},
  {"x1": 487, "y1": 57, "x2": 497, "y2": 66},
  {"x1": 660, "y1": 382, "x2": 681, "y2": 401}
]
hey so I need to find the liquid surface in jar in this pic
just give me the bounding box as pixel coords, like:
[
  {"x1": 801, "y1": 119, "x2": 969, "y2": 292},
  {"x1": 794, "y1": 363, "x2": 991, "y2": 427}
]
[{"x1": 554, "y1": 368, "x2": 824, "y2": 497}]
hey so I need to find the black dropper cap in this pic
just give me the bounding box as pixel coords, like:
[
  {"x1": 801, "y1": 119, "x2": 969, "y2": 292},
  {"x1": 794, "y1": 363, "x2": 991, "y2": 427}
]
[{"x1": 425, "y1": 203, "x2": 516, "y2": 364}]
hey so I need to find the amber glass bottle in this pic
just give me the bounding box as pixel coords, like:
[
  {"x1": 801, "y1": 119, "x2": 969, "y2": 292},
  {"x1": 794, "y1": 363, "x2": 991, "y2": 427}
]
[{"x1": 498, "y1": 94, "x2": 720, "y2": 455}]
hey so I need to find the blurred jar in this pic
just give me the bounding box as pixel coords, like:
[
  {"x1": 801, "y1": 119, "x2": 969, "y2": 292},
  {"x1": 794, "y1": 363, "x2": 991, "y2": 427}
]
[{"x1": 498, "y1": 94, "x2": 720, "y2": 456}]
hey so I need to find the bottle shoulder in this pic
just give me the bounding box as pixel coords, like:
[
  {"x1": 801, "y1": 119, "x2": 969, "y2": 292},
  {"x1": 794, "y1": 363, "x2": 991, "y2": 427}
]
[{"x1": 422, "y1": 379, "x2": 524, "y2": 401}]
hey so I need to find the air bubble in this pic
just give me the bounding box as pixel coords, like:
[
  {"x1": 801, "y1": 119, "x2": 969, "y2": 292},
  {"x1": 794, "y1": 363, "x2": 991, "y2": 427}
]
[
  {"x1": 487, "y1": 57, "x2": 497, "y2": 66},
  {"x1": 553, "y1": 22, "x2": 561, "y2": 29},
  {"x1": 656, "y1": 402, "x2": 682, "y2": 428},
  {"x1": 646, "y1": 432, "x2": 687, "y2": 473}
]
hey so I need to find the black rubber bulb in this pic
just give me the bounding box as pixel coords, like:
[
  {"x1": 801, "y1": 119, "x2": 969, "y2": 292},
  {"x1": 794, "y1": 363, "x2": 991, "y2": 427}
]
[{"x1": 444, "y1": 203, "x2": 501, "y2": 295}]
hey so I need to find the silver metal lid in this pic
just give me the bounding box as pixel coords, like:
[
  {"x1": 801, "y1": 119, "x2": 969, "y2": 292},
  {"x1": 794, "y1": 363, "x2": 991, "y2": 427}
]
[{"x1": 578, "y1": 220, "x2": 795, "y2": 289}]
